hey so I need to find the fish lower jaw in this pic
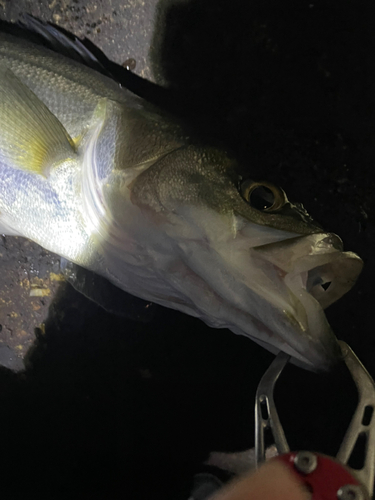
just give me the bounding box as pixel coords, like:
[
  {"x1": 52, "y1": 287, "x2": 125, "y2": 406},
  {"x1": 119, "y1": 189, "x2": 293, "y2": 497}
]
[
  {"x1": 181, "y1": 281, "x2": 328, "y2": 370},
  {"x1": 231, "y1": 304, "x2": 336, "y2": 372},
  {"x1": 278, "y1": 266, "x2": 358, "y2": 370}
]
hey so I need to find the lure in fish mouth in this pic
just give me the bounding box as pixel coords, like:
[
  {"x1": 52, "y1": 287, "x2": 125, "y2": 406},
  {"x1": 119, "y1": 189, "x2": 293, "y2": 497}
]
[{"x1": 0, "y1": 32, "x2": 363, "y2": 371}]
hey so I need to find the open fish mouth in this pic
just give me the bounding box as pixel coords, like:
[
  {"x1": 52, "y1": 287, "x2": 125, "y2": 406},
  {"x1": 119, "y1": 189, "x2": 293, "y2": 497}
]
[
  {"x1": 158, "y1": 227, "x2": 362, "y2": 372},
  {"x1": 252, "y1": 233, "x2": 363, "y2": 370}
]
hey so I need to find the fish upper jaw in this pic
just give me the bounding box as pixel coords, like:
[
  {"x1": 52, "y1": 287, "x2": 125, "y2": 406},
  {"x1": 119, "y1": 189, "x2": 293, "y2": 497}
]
[{"x1": 251, "y1": 233, "x2": 363, "y2": 371}]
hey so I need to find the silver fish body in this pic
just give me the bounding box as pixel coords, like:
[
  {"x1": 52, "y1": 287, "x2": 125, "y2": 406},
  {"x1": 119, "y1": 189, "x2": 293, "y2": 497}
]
[{"x1": 0, "y1": 32, "x2": 363, "y2": 370}]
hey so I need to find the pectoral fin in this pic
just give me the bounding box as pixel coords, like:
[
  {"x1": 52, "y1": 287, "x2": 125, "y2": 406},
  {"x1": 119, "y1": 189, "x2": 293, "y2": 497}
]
[
  {"x1": 60, "y1": 259, "x2": 157, "y2": 322},
  {"x1": 0, "y1": 66, "x2": 75, "y2": 176}
]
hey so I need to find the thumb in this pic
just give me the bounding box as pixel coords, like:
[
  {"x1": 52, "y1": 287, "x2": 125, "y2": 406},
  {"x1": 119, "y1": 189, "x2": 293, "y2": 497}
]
[{"x1": 209, "y1": 460, "x2": 310, "y2": 500}]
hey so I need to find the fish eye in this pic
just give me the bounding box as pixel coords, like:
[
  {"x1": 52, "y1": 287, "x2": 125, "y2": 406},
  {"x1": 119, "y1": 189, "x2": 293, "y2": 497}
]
[{"x1": 239, "y1": 179, "x2": 287, "y2": 212}]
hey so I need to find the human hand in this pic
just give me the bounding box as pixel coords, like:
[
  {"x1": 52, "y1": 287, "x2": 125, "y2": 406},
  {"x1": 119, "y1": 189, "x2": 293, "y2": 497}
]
[{"x1": 209, "y1": 460, "x2": 310, "y2": 500}]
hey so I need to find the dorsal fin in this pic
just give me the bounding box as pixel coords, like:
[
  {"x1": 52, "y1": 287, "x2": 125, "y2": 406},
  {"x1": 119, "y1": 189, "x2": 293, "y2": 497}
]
[
  {"x1": 19, "y1": 15, "x2": 110, "y2": 77},
  {"x1": 15, "y1": 16, "x2": 183, "y2": 116}
]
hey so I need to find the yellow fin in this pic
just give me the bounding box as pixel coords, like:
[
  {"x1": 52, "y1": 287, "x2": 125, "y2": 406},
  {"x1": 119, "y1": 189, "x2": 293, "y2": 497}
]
[{"x1": 0, "y1": 66, "x2": 75, "y2": 176}]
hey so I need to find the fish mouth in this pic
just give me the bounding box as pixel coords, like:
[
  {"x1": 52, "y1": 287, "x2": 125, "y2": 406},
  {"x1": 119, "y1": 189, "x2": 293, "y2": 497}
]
[{"x1": 253, "y1": 233, "x2": 363, "y2": 371}]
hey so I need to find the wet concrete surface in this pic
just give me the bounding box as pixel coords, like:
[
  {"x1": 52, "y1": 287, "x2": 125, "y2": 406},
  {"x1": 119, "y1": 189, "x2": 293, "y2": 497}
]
[
  {"x1": 0, "y1": 236, "x2": 63, "y2": 367},
  {"x1": 0, "y1": 0, "x2": 374, "y2": 498},
  {"x1": 1, "y1": 0, "x2": 157, "y2": 79}
]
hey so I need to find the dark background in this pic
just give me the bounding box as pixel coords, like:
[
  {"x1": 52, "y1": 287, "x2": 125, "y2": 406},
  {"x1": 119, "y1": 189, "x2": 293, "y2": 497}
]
[{"x1": 0, "y1": 0, "x2": 374, "y2": 498}]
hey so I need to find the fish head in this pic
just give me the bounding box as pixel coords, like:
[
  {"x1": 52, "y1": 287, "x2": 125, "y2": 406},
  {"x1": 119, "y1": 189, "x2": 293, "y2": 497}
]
[{"x1": 129, "y1": 145, "x2": 363, "y2": 371}]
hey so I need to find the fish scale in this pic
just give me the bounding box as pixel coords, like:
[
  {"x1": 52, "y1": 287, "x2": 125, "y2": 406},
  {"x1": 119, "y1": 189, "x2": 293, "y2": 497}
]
[{"x1": 0, "y1": 29, "x2": 363, "y2": 371}]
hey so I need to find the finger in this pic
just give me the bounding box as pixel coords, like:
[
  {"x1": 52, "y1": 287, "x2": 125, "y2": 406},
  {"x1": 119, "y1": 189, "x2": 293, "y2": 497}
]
[{"x1": 209, "y1": 460, "x2": 310, "y2": 500}]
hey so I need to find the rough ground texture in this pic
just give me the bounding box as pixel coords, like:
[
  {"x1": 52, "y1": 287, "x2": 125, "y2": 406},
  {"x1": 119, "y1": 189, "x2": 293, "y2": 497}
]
[{"x1": 0, "y1": 0, "x2": 374, "y2": 498}]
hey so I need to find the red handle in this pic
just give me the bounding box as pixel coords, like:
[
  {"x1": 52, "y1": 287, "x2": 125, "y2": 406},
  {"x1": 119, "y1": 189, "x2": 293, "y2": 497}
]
[{"x1": 273, "y1": 452, "x2": 368, "y2": 500}]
